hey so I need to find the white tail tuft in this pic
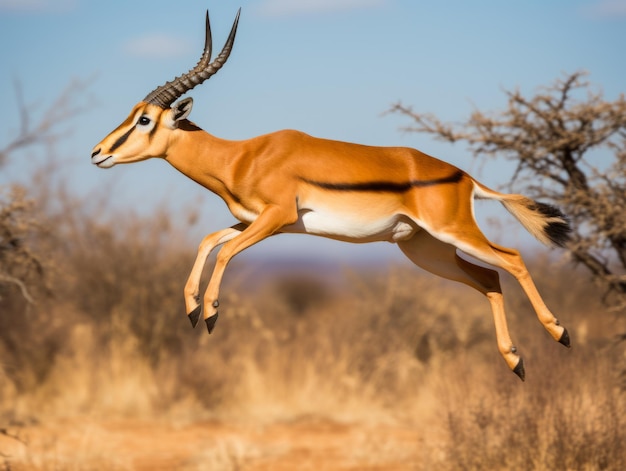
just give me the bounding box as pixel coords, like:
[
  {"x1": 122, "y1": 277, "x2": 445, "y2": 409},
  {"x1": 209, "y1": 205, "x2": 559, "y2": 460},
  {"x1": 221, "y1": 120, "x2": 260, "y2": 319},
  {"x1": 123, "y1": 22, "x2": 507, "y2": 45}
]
[{"x1": 474, "y1": 182, "x2": 571, "y2": 247}]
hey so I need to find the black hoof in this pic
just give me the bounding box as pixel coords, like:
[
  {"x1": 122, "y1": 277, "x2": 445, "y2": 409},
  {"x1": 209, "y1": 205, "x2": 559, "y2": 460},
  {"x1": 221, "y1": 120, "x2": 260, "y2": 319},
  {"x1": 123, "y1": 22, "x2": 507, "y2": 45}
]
[
  {"x1": 188, "y1": 305, "x2": 202, "y2": 328},
  {"x1": 513, "y1": 358, "x2": 525, "y2": 382},
  {"x1": 558, "y1": 328, "x2": 571, "y2": 348},
  {"x1": 205, "y1": 313, "x2": 219, "y2": 334}
]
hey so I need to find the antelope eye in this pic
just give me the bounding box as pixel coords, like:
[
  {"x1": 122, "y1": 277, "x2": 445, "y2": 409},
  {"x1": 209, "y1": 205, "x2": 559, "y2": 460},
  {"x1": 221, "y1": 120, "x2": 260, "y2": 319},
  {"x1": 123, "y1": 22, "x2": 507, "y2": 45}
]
[{"x1": 138, "y1": 116, "x2": 151, "y2": 126}]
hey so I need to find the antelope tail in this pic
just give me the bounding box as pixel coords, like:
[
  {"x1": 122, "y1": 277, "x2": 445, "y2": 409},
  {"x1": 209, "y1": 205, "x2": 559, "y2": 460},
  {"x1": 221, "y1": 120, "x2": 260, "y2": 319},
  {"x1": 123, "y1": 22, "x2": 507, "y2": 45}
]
[{"x1": 473, "y1": 181, "x2": 571, "y2": 248}]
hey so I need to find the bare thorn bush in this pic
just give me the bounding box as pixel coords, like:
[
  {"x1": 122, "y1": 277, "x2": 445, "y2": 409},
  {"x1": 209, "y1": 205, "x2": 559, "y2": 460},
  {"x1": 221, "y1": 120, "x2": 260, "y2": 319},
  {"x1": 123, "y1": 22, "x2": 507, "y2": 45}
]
[{"x1": 390, "y1": 71, "x2": 626, "y2": 311}]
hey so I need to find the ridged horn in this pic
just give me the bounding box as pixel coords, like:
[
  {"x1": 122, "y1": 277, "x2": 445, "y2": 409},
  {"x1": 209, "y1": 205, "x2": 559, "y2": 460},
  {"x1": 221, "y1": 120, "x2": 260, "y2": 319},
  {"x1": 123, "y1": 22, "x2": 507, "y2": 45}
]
[{"x1": 143, "y1": 8, "x2": 241, "y2": 108}]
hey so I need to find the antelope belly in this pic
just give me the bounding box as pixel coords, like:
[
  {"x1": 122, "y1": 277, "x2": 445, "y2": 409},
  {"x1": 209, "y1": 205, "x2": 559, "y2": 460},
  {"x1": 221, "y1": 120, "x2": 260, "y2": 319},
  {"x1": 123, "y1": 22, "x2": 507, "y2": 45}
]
[{"x1": 284, "y1": 208, "x2": 417, "y2": 243}]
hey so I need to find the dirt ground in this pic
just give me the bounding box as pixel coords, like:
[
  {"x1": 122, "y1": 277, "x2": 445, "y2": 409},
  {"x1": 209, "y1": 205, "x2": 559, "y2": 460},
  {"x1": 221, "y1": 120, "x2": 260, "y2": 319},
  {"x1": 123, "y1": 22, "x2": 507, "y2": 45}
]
[{"x1": 0, "y1": 417, "x2": 428, "y2": 470}]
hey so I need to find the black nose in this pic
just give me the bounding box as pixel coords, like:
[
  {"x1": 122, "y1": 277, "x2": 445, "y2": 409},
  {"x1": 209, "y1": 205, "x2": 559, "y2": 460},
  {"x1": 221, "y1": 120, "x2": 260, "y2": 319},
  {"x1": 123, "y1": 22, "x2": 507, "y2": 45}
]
[{"x1": 91, "y1": 148, "x2": 101, "y2": 157}]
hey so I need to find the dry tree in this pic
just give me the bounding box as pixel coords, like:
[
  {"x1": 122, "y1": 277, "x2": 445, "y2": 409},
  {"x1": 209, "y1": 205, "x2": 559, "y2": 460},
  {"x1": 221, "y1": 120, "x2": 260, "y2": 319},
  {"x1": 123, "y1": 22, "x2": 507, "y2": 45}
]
[
  {"x1": 0, "y1": 78, "x2": 92, "y2": 304},
  {"x1": 390, "y1": 71, "x2": 626, "y2": 312}
]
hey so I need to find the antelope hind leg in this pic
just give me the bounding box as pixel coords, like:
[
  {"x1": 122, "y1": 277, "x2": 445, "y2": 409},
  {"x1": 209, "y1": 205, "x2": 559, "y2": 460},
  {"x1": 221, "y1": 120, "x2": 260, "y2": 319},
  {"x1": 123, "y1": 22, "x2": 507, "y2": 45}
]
[{"x1": 397, "y1": 231, "x2": 525, "y2": 380}]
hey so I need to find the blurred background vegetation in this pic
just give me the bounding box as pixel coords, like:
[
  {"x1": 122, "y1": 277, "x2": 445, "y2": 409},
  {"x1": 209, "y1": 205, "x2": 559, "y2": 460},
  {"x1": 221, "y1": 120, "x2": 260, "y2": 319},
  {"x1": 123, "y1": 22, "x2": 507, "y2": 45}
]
[{"x1": 1, "y1": 72, "x2": 625, "y2": 469}]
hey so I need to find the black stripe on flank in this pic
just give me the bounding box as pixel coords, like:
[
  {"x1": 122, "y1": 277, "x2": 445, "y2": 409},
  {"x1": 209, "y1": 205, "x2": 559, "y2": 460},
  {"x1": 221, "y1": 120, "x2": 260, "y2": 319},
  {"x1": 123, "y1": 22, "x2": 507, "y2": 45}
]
[
  {"x1": 109, "y1": 124, "x2": 136, "y2": 153},
  {"x1": 302, "y1": 170, "x2": 464, "y2": 193}
]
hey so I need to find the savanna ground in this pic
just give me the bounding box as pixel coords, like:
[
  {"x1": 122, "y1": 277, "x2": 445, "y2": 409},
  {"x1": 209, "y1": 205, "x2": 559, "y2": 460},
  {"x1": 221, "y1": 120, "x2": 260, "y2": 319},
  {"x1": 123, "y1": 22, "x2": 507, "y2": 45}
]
[{"x1": 1, "y1": 206, "x2": 625, "y2": 470}]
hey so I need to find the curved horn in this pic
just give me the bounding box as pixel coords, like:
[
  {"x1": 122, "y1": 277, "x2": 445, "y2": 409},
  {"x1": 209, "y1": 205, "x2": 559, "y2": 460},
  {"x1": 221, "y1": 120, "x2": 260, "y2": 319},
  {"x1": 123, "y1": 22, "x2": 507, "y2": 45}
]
[{"x1": 144, "y1": 8, "x2": 241, "y2": 108}]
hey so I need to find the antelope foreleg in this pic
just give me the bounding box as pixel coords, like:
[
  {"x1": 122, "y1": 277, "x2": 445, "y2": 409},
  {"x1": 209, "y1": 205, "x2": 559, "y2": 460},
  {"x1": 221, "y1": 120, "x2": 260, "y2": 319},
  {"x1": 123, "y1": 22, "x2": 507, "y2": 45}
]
[
  {"x1": 202, "y1": 205, "x2": 296, "y2": 334},
  {"x1": 183, "y1": 224, "x2": 245, "y2": 328}
]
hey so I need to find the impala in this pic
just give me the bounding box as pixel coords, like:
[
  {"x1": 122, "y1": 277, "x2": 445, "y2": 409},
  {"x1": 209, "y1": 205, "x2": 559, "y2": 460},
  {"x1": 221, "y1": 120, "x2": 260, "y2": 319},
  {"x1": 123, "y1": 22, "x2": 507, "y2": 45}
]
[{"x1": 91, "y1": 9, "x2": 571, "y2": 380}]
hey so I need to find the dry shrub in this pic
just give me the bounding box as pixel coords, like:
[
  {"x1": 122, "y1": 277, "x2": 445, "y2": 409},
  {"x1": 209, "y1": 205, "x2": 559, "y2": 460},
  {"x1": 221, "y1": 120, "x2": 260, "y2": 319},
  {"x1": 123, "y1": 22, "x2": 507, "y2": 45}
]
[
  {"x1": 1, "y1": 193, "x2": 625, "y2": 468},
  {"x1": 1, "y1": 199, "x2": 483, "y2": 422},
  {"x1": 429, "y1": 263, "x2": 626, "y2": 470},
  {"x1": 437, "y1": 342, "x2": 625, "y2": 470}
]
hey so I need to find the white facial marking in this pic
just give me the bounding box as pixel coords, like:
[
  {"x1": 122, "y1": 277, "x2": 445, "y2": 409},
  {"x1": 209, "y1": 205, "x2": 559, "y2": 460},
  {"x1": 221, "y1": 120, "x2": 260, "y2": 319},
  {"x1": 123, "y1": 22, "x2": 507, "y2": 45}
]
[
  {"x1": 136, "y1": 114, "x2": 157, "y2": 133},
  {"x1": 91, "y1": 152, "x2": 116, "y2": 168}
]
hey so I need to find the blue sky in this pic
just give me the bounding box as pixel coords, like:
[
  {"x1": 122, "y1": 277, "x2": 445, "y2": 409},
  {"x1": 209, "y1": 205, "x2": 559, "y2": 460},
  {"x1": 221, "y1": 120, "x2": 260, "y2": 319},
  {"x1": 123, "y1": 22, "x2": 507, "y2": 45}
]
[{"x1": 0, "y1": 0, "x2": 624, "y2": 263}]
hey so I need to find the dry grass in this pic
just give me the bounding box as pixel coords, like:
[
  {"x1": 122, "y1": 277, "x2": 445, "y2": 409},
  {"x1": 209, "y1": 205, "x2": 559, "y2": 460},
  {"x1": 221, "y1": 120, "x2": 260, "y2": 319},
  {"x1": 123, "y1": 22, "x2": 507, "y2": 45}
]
[{"x1": 1, "y1": 200, "x2": 625, "y2": 470}]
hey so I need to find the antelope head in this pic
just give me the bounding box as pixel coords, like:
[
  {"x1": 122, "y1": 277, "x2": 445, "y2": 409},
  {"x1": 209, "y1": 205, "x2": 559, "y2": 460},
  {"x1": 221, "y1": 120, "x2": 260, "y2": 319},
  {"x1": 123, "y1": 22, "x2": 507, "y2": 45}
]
[{"x1": 91, "y1": 9, "x2": 240, "y2": 168}]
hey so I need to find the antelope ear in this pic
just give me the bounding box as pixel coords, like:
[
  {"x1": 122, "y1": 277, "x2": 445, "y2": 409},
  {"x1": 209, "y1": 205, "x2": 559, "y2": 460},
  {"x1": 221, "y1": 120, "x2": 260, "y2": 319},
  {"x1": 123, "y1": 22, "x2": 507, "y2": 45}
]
[{"x1": 170, "y1": 97, "x2": 194, "y2": 123}]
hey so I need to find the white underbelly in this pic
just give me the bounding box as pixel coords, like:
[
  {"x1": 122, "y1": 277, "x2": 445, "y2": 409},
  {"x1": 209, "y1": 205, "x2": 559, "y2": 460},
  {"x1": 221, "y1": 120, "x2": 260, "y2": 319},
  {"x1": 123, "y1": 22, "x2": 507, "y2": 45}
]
[{"x1": 283, "y1": 208, "x2": 417, "y2": 243}]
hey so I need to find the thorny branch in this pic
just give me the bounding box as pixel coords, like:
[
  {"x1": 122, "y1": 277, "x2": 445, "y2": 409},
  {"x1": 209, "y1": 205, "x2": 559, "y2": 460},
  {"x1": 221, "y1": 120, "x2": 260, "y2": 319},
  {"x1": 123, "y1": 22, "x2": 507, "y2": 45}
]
[
  {"x1": 0, "y1": 78, "x2": 93, "y2": 304},
  {"x1": 0, "y1": 78, "x2": 94, "y2": 166}
]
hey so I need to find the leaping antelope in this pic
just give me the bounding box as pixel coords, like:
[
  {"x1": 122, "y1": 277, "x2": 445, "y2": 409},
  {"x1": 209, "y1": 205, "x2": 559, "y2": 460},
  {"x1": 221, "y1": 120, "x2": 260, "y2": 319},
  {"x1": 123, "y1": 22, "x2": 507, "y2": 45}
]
[{"x1": 91, "y1": 9, "x2": 571, "y2": 380}]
